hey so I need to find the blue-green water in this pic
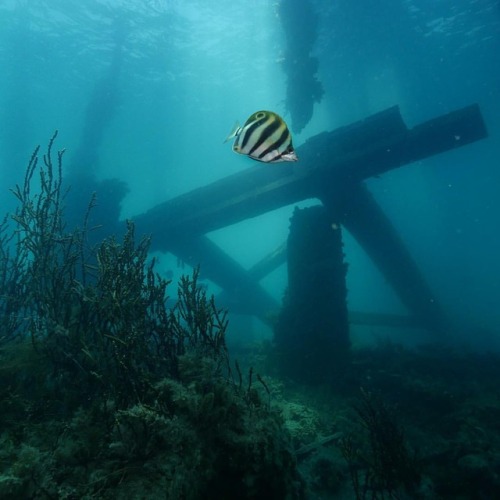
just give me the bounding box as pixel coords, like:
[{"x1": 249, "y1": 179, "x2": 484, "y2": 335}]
[
  {"x1": 1, "y1": 0, "x2": 500, "y2": 347},
  {"x1": 2, "y1": 2, "x2": 500, "y2": 498}
]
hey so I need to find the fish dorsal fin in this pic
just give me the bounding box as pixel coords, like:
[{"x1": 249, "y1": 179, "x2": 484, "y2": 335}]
[{"x1": 223, "y1": 121, "x2": 241, "y2": 144}]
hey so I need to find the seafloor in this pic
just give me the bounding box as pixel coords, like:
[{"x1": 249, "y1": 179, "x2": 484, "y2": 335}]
[{"x1": 2, "y1": 335, "x2": 500, "y2": 499}]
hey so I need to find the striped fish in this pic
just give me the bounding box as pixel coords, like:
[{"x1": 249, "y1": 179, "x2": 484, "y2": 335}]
[{"x1": 224, "y1": 110, "x2": 298, "y2": 163}]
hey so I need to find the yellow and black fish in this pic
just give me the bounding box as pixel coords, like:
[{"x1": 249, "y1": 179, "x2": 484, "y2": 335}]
[{"x1": 224, "y1": 110, "x2": 298, "y2": 163}]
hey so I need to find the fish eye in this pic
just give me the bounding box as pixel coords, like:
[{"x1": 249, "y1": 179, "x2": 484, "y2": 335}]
[{"x1": 255, "y1": 111, "x2": 266, "y2": 119}]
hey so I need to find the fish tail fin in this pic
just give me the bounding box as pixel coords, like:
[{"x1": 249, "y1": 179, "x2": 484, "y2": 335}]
[{"x1": 223, "y1": 121, "x2": 241, "y2": 144}]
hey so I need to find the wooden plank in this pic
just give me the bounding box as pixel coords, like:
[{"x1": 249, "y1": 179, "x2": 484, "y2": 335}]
[
  {"x1": 133, "y1": 104, "x2": 487, "y2": 325},
  {"x1": 324, "y1": 182, "x2": 447, "y2": 333},
  {"x1": 247, "y1": 243, "x2": 287, "y2": 281},
  {"x1": 135, "y1": 104, "x2": 487, "y2": 242},
  {"x1": 167, "y1": 235, "x2": 279, "y2": 320},
  {"x1": 349, "y1": 311, "x2": 422, "y2": 329},
  {"x1": 311, "y1": 103, "x2": 488, "y2": 184},
  {"x1": 213, "y1": 242, "x2": 286, "y2": 318}
]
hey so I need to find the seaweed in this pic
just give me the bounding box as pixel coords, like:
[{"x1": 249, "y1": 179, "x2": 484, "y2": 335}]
[
  {"x1": 0, "y1": 135, "x2": 303, "y2": 499},
  {"x1": 339, "y1": 388, "x2": 421, "y2": 499}
]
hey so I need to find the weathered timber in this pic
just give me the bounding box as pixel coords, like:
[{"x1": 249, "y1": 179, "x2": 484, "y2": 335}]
[
  {"x1": 132, "y1": 104, "x2": 487, "y2": 328},
  {"x1": 135, "y1": 104, "x2": 487, "y2": 242},
  {"x1": 275, "y1": 206, "x2": 349, "y2": 382},
  {"x1": 322, "y1": 182, "x2": 446, "y2": 332},
  {"x1": 215, "y1": 243, "x2": 287, "y2": 316},
  {"x1": 167, "y1": 235, "x2": 279, "y2": 318},
  {"x1": 247, "y1": 243, "x2": 288, "y2": 282},
  {"x1": 348, "y1": 311, "x2": 423, "y2": 329},
  {"x1": 279, "y1": 0, "x2": 323, "y2": 133}
]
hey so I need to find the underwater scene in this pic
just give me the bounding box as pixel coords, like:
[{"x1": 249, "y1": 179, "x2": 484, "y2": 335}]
[{"x1": 1, "y1": 0, "x2": 500, "y2": 498}]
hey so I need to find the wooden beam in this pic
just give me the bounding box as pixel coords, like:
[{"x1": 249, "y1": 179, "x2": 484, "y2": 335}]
[
  {"x1": 247, "y1": 243, "x2": 287, "y2": 281},
  {"x1": 324, "y1": 182, "x2": 447, "y2": 333},
  {"x1": 349, "y1": 311, "x2": 423, "y2": 329},
  {"x1": 135, "y1": 104, "x2": 487, "y2": 243},
  {"x1": 167, "y1": 235, "x2": 279, "y2": 321},
  {"x1": 215, "y1": 243, "x2": 287, "y2": 316},
  {"x1": 132, "y1": 104, "x2": 487, "y2": 325}
]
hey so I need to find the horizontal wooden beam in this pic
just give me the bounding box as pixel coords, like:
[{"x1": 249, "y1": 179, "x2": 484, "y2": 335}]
[
  {"x1": 167, "y1": 235, "x2": 279, "y2": 321},
  {"x1": 349, "y1": 311, "x2": 422, "y2": 329},
  {"x1": 135, "y1": 104, "x2": 487, "y2": 247},
  {"x1": 132, "y1": 104, "x2": 487, "y2": 323}
]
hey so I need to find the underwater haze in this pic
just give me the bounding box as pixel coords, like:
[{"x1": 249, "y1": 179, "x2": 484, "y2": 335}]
[
  {"x1": 1, "y1": 0, "x2": 500, "y2": 347},
  {"x1": 4, "y1": 1, "x2": 500, "y2": 498}
]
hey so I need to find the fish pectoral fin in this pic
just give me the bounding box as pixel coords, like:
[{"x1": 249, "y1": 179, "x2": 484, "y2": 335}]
[{"x1": 223, "y1": 121, "x2": 241, "y2": 144}]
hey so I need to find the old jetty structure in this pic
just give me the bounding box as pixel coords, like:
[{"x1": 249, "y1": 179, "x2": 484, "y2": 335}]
[
  {"x1": 67, "y1": 0, "x2": 488, "y2": 382},
  {"x1": 130, "y1": 104, "x2": 488, "y2": 381}
]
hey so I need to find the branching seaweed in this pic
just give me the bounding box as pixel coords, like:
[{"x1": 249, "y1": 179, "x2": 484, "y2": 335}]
[
  {"x1": 7, "y1": 131, "x2": 84, "y2": 347},
  {"x1": 171, "y1": 266, "x2": 229, "y2": 371},
  {"x1": 339, "y1": 388, "x2": 421, "y2": 499},
  {"x1": 0, "y1": 214, "x2": 28, "y2": 342},
  {"x1": 0, "y1": 135, "x2": 303, "y2": 500},
  {"x1": 0, "y1": 134, "x2": 230, "y2": 410}
]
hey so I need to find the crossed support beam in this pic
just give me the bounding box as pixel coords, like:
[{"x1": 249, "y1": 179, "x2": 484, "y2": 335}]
[{"x1": 133, "y1": 104, "x2": 487, "y2": 331}]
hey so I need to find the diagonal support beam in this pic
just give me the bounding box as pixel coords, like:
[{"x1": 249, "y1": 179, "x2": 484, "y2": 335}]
[
  {"x1": 322, "y1": 182, "x2": 446, "y2": 332},
  {"x1": 163, "y1": 235, "x2": 279, "y2": 322}
]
